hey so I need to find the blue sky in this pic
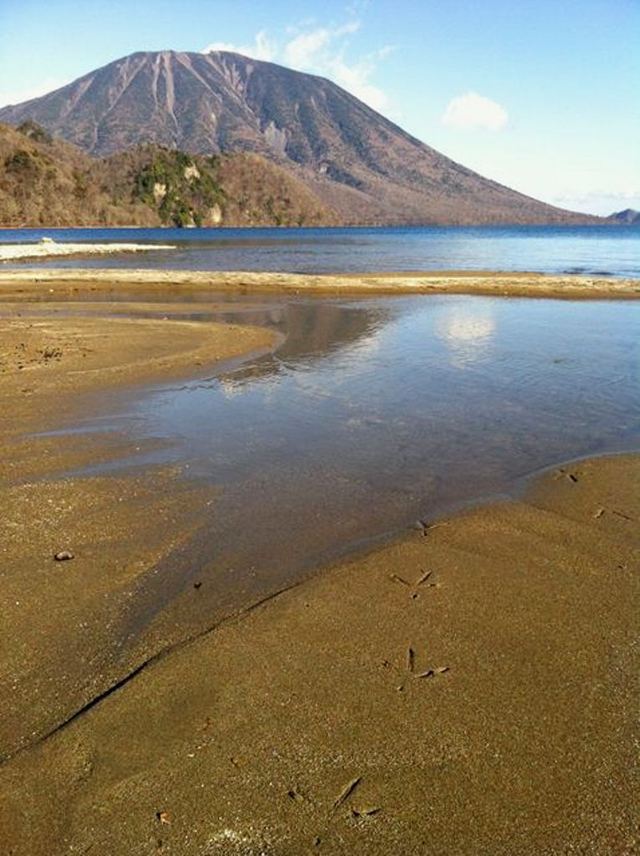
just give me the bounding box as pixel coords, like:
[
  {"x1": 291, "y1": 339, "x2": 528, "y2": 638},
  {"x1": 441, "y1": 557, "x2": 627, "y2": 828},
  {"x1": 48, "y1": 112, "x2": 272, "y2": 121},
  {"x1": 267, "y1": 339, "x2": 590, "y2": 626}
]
[{"x1": 1, "y1": 0, "x2": 638, "y2": 214}]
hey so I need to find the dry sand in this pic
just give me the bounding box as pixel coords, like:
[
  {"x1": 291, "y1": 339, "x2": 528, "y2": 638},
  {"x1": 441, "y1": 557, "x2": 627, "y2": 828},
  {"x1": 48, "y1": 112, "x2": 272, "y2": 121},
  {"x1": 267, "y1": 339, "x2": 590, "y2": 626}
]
[
  {"x1": 0, "y1": 290, "x2": 638, "y2": 855},
  {"x1": 0, "y1": 241, "x2": 175, "y2": 262},
  {"x1": 1, "y1": 266, "x2": 640, "y2": 299}
]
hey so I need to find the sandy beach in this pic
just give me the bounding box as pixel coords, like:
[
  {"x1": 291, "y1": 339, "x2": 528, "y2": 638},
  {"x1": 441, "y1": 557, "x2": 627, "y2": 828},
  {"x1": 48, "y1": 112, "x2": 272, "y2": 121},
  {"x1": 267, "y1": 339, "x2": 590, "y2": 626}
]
[
  {"x1": 1, "y1": 1, "x2": 637, "y2": 850},
  {"x1": 1, "y1": 265, "x2": 639, "y2": 299},
  {"x1": 0, "y1": 287, "x2": 637, "y2": 854}
]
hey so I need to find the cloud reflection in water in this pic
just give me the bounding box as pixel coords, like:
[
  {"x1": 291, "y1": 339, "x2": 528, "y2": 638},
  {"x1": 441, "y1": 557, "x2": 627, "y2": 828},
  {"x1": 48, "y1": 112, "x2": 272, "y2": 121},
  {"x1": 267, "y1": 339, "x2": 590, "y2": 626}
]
[{"x1": 434, "y1": 305, "x2": 496, "y2": 368}]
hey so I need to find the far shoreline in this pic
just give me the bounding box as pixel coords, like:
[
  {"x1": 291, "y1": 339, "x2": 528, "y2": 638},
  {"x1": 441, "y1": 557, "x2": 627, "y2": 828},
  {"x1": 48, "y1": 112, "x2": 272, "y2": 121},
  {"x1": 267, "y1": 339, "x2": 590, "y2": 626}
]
[{"x1": 0, "y1": 220, "x2": 635, "y2": 231}]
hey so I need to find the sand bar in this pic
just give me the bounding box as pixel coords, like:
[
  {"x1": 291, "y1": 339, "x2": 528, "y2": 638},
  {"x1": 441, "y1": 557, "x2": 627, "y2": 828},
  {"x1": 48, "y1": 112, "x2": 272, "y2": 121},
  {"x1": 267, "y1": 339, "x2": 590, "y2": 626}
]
[
  {"x1": 0, "y1": 265, "x2": 639, "y2": 298},
  {"x1": 0, "y1": 241, "x2": 175, "y2": 262}
]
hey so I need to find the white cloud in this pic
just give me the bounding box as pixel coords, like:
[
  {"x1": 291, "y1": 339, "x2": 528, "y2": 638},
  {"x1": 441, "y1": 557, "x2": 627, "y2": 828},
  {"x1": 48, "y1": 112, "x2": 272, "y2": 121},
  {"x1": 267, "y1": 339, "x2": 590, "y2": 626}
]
[
  {"x1": 441, "y1": 91, "x2": 508, "y2": 131},
  {"x1": 285, "y1": 24, "x2": 392, "y2": 113},
  {"x1": 283, "y1": 20, "x2": 360, "y2": 68},
  {"x1": 550, "y1": 189, "x2": 640, "y2": 216},
  {"x1": 203, "y1": 31, "x2": 276, "y2": 62},
  {"x1": 202, "y1": 17, "x2": 392, "y2": 113},
  {"x1": 0, "y1": 77, "x2": 68, "y2": 109}
]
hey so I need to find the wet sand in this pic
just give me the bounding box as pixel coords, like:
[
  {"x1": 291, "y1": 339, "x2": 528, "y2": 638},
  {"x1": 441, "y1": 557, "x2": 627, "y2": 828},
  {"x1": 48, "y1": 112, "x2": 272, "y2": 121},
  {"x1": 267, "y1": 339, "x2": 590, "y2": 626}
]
[
  {"x1": 0, "y1": 310, "x2": 277, "y2": 480},
  {"x1": 0, "y1": 293, "x2": 638, "y2": 854},
  {"x1": 1, "y1": 266, "x2": 640, "y2": 299},
  {"x1": 1, "y1": 450, "x2": 637, "y2": 854},
  {"x1": 0, "y1": 309, "x2": 275, "y2": 761}
]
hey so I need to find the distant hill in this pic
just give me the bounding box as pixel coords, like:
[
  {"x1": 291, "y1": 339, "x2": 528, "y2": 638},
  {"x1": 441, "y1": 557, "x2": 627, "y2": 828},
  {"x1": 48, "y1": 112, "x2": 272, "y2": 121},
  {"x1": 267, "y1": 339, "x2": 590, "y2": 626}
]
[
  {"x1": 607, "y1": 208, "x2": 640, "y2": 225},
  {"x1": 0, "y1": 121, "x2": 337, "y2": 227},
  {"x1": 0, "y1": 50, "x2": 598, "y2": 226}
]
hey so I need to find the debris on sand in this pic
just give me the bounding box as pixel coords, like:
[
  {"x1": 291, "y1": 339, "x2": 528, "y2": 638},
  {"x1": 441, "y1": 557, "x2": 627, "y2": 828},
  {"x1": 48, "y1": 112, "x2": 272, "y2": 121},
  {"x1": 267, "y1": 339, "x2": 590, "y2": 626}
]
[
  {"x1": 332, "y1": 776, "x2": 361, "y2": 811},
  {"x1": 351, "y1": 806, "x2": 381, "y2": 818},
  {"x1": 415, "y1": 666, "x2": 450, "y2": 679},
  {"x1": 406, "y1": 647, "x2": 415, "y2": 673}
]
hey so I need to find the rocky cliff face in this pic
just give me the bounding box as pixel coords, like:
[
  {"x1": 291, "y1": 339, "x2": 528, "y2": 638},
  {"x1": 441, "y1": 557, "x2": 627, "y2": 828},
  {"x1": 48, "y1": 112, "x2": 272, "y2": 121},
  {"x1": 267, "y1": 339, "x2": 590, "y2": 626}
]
[{"x1": 0, "y1": 50, "x2": 597, "y2": 224}]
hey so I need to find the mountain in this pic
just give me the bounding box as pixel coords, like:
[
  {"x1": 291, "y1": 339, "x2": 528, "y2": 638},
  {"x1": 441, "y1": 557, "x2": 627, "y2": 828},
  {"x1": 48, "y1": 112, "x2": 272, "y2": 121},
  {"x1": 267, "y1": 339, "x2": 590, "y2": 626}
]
[
  {"x1": 0, "y1": 50, "x2": 596, "y2": 225},
  {"x1": 0, "y1": 121, "x2": 337, "y2": 227},
  {"x1": 607, "y1": 208, "x2": 640, "y2": 225}
]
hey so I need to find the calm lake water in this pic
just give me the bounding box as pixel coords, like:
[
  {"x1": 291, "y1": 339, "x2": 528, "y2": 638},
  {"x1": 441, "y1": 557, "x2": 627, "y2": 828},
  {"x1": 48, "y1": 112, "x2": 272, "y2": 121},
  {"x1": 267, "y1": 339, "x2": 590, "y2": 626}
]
[
  {"x1": 46, "y1": 289, "x2": 640, "y2": 638},
  {"x1": 2, "y1": 224, "x2": 639, "y2": 277}
]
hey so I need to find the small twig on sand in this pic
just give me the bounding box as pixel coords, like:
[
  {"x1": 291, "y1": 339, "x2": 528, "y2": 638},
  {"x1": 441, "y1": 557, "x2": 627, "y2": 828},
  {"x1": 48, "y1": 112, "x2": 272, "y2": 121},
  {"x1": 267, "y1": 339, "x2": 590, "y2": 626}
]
[
  {"x1": 415, "y1": 666, "x2": 449, "y2": 679},
  {"x1": 420, "y1": 521, "x2": 449, "y2": 537},
  {"x1": 332, "y1": 777, "x2": 361, "y2": 811},
  {"x1": 406, "y1": 647, "x2": 415, "y2": 673}
]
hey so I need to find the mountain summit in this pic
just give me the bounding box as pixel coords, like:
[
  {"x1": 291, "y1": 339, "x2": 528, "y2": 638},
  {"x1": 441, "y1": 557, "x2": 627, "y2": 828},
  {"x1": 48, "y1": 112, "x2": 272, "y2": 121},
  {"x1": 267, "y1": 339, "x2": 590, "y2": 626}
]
[{"x1": 0, "y1": 50, "x2": 593, "y2": 224}]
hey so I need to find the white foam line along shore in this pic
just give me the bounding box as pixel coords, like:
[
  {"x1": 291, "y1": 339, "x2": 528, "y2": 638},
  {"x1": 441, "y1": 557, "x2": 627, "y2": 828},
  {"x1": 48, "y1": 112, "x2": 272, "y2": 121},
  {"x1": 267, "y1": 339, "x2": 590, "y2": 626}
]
[{"x1": 0, "y1": 238, "x2": 175, "y2": 262}]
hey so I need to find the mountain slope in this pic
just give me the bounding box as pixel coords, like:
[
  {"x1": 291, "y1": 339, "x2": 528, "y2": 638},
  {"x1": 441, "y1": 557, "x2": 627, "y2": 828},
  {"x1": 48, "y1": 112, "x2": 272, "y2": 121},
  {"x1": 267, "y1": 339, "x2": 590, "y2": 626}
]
[
  {"x1": 607, "y1": 209, "x2": 640, "y2": 225},
  {"x1": 0, "y1": 121, "x2": 337, "y2": 227},
  {"x1": 0, "y1": 50, "x2": 596, "y2": 225}
]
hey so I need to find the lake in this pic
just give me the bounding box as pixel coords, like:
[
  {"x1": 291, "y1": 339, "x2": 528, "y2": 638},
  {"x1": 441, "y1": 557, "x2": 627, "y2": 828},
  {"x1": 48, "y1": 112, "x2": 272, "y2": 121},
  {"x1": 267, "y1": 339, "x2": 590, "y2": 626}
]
[{"x1": 1, "y1": 224, "x2": 639, "y2": 277}]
